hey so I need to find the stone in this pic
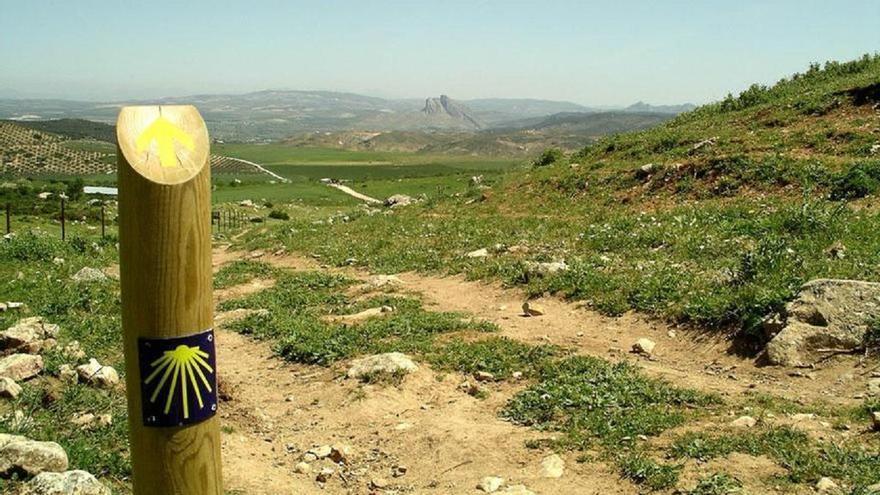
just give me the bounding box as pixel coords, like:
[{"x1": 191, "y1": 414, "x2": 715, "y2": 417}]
[
  {"x1": 503, "y1": 485, "x2": 536, "y2": 495},
  {"x1": 0, "y1": 354, "x2": 44, "y2": 381},
  {"x1": 765, "y1": 279, "x2": 880, "y2": 366},
  {"x1": 0, "y1": 377, "x2": 22, "y2": 399},
  {"x1": 466, "y1": 248, "x2": 489, "y2": 258},
  {"x1": 867, "y1": 483, "x2": 880, "y2": 493},
  {"x1": 60, "y1": 341, "x2": 86, "y2": 361},
  {"x1": 871, "y1": 412, "x2": 880, "y2": 431},
  {"x1": 524, "y1": 261, "x2": 568, "y2": 277},
  {"x1": 540, "y1": 454, "x2": 565, "y2": 478},
  {"x1": 815, "y1": 477, "x2": 838, "y2": 492},
  {"x1": 307, "y1": 445, "x2": 332, "y2": 459},
  {"x1": 329, "y1": 444, "x2": 351, "y2": 464},
  {"x1": 315, "y1": 466, "x2": 334, "y2": 483},
  {"x1": 24, "y1": 470, "x2": 109, "y2": 495},
  {"x1": 791, "y1": 413, "x2": 815, "y2": 422},
  {"x1": 346, "y1": 353, "x2": 418, "y2": 380},
  {"x1": 58, "y1": 365, "x2": 78, "y2": 385},
  {"x1": 330, "y1": 306, "x2": 393, "y2": 326},
  {"x1": 69, "y1": 413, "x2": 112, "y2": 431},
  {"x1": 731, "y1": 416, "x2": 757, "y2": 428},
  {"x1": 0, "y1": 317, "x2": 60, "y2": 353},
  {"x1": 293, "y1": 462, "x2": 311, "y2": 474},
  {"x1": 75, "y1": 359, "x2": 119, "y2": 388},
  {"x1": 370, "y1": 477, "x2": 389, "y2": 489},
  {"x1": 869, "y1": 378, "x2": 880, "y2": 397},
  {"x1": 474, "y1": 371, "x2": 495, "y2": 382},
  {"x1": 477, "y1": 476, "x2": 504, "y2": 493},
  {"x1": 0, "y1": 438, "x2": 68, "y2": 477},
  {"x1": 301, "y1": 452, "x2": 317, "y2": 462},
  {"x1": 632, "y1": 338, "x2": 656, "y2": 356},
  {"x1": 71, "y1": 267, "x2": 106, "y2": 283},
  {"x1": 362, "y1": 274, "x2": 403, "y2": 291},
  {"x1": 521, "y1": 302, "x2": 545, "y2": 317},
  {"x1": 637, "y1": 163, "x2": 656, "y2": 178},
  {"x1": 384, "y1": 194, "x2": 414, "y2": 208}
]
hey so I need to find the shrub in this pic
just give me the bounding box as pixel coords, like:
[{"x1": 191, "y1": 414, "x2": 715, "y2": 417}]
[
  {"x1": 830, "y1": 162, "x2": 880, "y2": 200},
  {"x1": 532, "y1": 148, "x2": 564, "y2": 167},
  {"x1": 268, "y1": 209, "x2": 290, "y2": 221}
]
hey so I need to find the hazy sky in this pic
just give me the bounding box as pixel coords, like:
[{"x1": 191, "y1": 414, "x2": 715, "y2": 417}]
[{"x1": 1, "y1": 1, "x2": 877, "y2": 106}]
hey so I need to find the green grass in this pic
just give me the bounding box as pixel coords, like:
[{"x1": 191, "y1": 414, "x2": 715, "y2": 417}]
[
  {"x1": 671, "y1": 426, "x2": 880, "y2": 491},
  {"x1": 213, "y1": 260, "x2": 279, "y2": 289},
  {"x1": 0, "y1": 228, "x2": 129, "y2": 493}
]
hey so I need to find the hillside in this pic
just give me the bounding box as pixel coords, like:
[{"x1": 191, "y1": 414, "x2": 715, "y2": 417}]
[
  {"x1": 244, "y1": 54, "x2": 880, "y2": 344},
  {"x1": 0, "y1": 120, "x2": 279, "y2": 178}
]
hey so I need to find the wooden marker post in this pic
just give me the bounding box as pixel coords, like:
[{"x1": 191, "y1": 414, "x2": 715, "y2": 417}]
[
  {"x1": 116, "y1": 105, "x2": 223, "y2": 494},
  {"x1": 60, "y1": 198, "x2": 66, "y2": 240},
  {"x1": 5, "y1": 203, "x2": 10, "y2": 235}
]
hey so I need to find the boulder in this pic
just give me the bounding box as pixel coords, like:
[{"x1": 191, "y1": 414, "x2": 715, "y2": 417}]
[
  {"x1": 71, "y1": 268, "x2": 107, "y2": 283},
  {"x1": 524, "y1": 261, "x2": 568, "y2": 277},
  {"x1": 730, "y1": 416, "x2": 757, "y2": 428},
  {"x1": 477, "y1": 476, "x2": 504, "y2": 493},
  {"x1": 0, "y1": 317, "x2": 60, "y2": 353},
  {"x1": 0, "y1": 354, "x2": 44, "y2": 381},
  {"x1": 346, "y1": 353, "x2": 418, "y2": 380},
  {"x1": 540, "y1": 454, "x2": 565, "y2": 478},
  {"x1": 75, "y1": 359, "x2": 119, "y2": 388},
  {"x1": 765, "y1": 279, "x2": 880, "y2": 366},
  {"x1": 632, "y1": 338, "x2": 656, "y2": 356},
  {"x1": 466, "y1": 248, "x2": 489, "y2": 259},
  {"x1": 0, "y1": 438, "x2": 68, "y2": 477},
  {"x1": 815, "y1": 477, "x2": 838, "y2": 492},
  {"x1": 384, "y1": 194, "x2": 414, "y2": 208},
  {"x1": 25, "y1": 470, "x2": 110, "y2": 495},
  {"x1": 0, "y1": 377, "x2": 22, "y2": 399}
]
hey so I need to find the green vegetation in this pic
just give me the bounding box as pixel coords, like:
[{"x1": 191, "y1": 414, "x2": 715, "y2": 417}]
[
  {"x1": 0, "y1": 230, "x2": 129, "y2": 493},
  {"x1": 235, "y1": 54, "x2": 880, "y2": 342},
  {"x1": 671, "y1": 426, "x2": 880, "y2": 490},
  {"x1": 685, "y1": 473, "x2": 743, "y2": 495}
]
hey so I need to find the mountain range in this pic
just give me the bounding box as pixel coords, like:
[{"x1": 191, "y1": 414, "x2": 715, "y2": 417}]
[{"x1": 0, "y1": 91, "x2": 693, "y2": 141}]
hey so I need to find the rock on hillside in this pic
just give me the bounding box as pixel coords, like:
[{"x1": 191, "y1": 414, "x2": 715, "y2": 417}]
[
  {"x1": 421, "y1": 95, "x2": 483, "y2": 129},
  {"x1": 25, "y1": 470, "x2": 110, "y2": 495},
  {"x1": 765, "y1": 279, "x2": 880, "y2": 366}
]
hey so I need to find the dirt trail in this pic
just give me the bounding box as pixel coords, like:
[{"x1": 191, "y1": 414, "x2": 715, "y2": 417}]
[
  {"x1": 327, "y1": 182, "x2": 383, "y2": 204},
  {"x1": 212, "y1": 247, "x2": 870, "y2": 495}
]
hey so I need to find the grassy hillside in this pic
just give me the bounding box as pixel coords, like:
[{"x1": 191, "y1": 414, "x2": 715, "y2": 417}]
[{"x1": 237, "y1": 54, "x2": 880, "y2": 344}]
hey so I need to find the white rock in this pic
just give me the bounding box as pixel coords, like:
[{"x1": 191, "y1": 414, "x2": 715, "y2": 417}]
[
  {"x1": 474, "y1": 371, "x2": 495, "y2": 382},
  {"x1": 60, "y1": 341, "x2": 86, "y2": 361},
  {"x1": 467, "y1": 248, "x2": 489, "y2": 258},
  {"x1": 815, "y1": 477, "x2": 838, "y2": 492},
  {"x1": 384, "y1": 194, "x2": 414, "y2": 208},
  {"x1": 346, "y1": 353, "x2": 418, "y2": 380},
  {"x1": 26, "y1": 470, "x2": 110, "y2": 495},
  {"x1": 0, "y1": 353, "x2": 44, "y2": 381},
  {"x1": 307, "y1": 445, "x2": 332, "y2": 459},
  {"x1": 58, "y1": 365, "x2": 78, "y2": 385},
  {"x1": 540, "y1": 453, "x2": 565, "y2": 478},
  {"x1": 730, "y1": 416, "x2": 757, "y2": 428},
  {"x1": 0, "y1": 377, "x2": 22, "y2": 399},
  {"x1": 315, "y1": 466, "x2": 334, "y2": 483},
  {"x1": 477, "y1": 476, "x2": 505, "y2": 493},
  {"x1": 75, "y1": 359, "x2": 119, "y2": 388},
  {"x1": 71, "y1": 267, "x2": 107, "y2": 283},
  {"x1": 0, "y1": 317, "x2": 59, "y2": 353},
  {"x1": 294, "y1": 462, "x2": 311, "y2": 474},
  {"x1": 524, "y1": 261, "x2": 569, "y2": 277},
  {"x1": 0, "y1": 438, "x2": 69, "y2": 477},
  {"x1": 872, "y1": 411, "x2": 880, "y2": 431},
  {"x1": 632, "y1": 338, "x2": 656, "y2": 356}
]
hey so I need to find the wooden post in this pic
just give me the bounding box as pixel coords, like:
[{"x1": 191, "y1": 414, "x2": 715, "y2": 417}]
[
  {"x1": 60, "y1": 198, "x2": 66, "y2": 240},
  {"x1": 5, "y1": 203, "x2": 9, "y2": 235},
  {"x1": 116, "y1": 105, "x2": 222, "y2": 495},
  {"x1": 101, "y1": 203, "x2": 106, "y2": 239}
]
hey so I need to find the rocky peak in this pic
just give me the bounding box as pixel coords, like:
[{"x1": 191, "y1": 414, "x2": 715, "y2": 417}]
[{"x1": 421, "y1": 95, "x2": 482, "y2": 129}]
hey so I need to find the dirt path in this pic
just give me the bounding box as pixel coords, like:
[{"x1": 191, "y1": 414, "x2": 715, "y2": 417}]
[
  {"x1": 327, "y1": 182, "x2": 383, "y2": 204},
  {"x1": 212, "y1": 247, "x2": 871, "y2": 495}
]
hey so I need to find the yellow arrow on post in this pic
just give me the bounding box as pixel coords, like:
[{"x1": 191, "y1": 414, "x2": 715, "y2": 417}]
[{"x1": 135, "y1": 116, "x2": 195, "y2": 168}]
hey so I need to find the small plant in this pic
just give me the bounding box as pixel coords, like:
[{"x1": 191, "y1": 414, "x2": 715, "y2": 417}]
[
  {"x1": 268, "y1": 209, "x2": 290, "y2": 221},
  {"x1": 532, "y1": 148, "x2": 564, "y2": 167},
  {"x1": 686, "y1": 473, "x2": 743, "y2": 495}
]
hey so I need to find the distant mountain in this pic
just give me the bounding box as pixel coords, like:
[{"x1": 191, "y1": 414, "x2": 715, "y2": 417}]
[
  {"x1": 625, "y1": 101, "x2": 696, "y2": 114},
  {"x1": 0, "y1": 91, "x2": 693, "y2": 141}
]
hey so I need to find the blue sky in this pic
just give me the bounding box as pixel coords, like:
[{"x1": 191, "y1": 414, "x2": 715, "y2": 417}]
[{"x1": 1, "y1": 1, "x2": 877, "y2": 105}]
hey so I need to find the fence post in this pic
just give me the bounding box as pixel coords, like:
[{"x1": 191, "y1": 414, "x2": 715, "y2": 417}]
[
  {"x1": 101, "y1": 203, "x2": 106, "y2": 239},
  {"x1": 5, "y1": 203, "x2": 9, "y2": 235},
  {"x1": 116, "y1": 105, "x2": 223, "y2": 495},
  {"x1": 60, "y1": 198, "x2": 66, "y2": 241}
]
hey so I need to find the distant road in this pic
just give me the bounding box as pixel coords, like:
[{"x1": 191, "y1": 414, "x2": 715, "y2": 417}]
[{"x1": 327, "y1": 183, "x2": 382, "y2": 204}]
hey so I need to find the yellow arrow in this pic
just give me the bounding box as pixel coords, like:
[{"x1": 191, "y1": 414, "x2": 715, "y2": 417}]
[{"x1": 135, "y1": 116, "x2": 195, "y2": 168}]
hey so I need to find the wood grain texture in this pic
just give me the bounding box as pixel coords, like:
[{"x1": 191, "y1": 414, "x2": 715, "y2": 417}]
[{"x1": 117, "y1": 105, "x2": 223, "y2": 495}]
